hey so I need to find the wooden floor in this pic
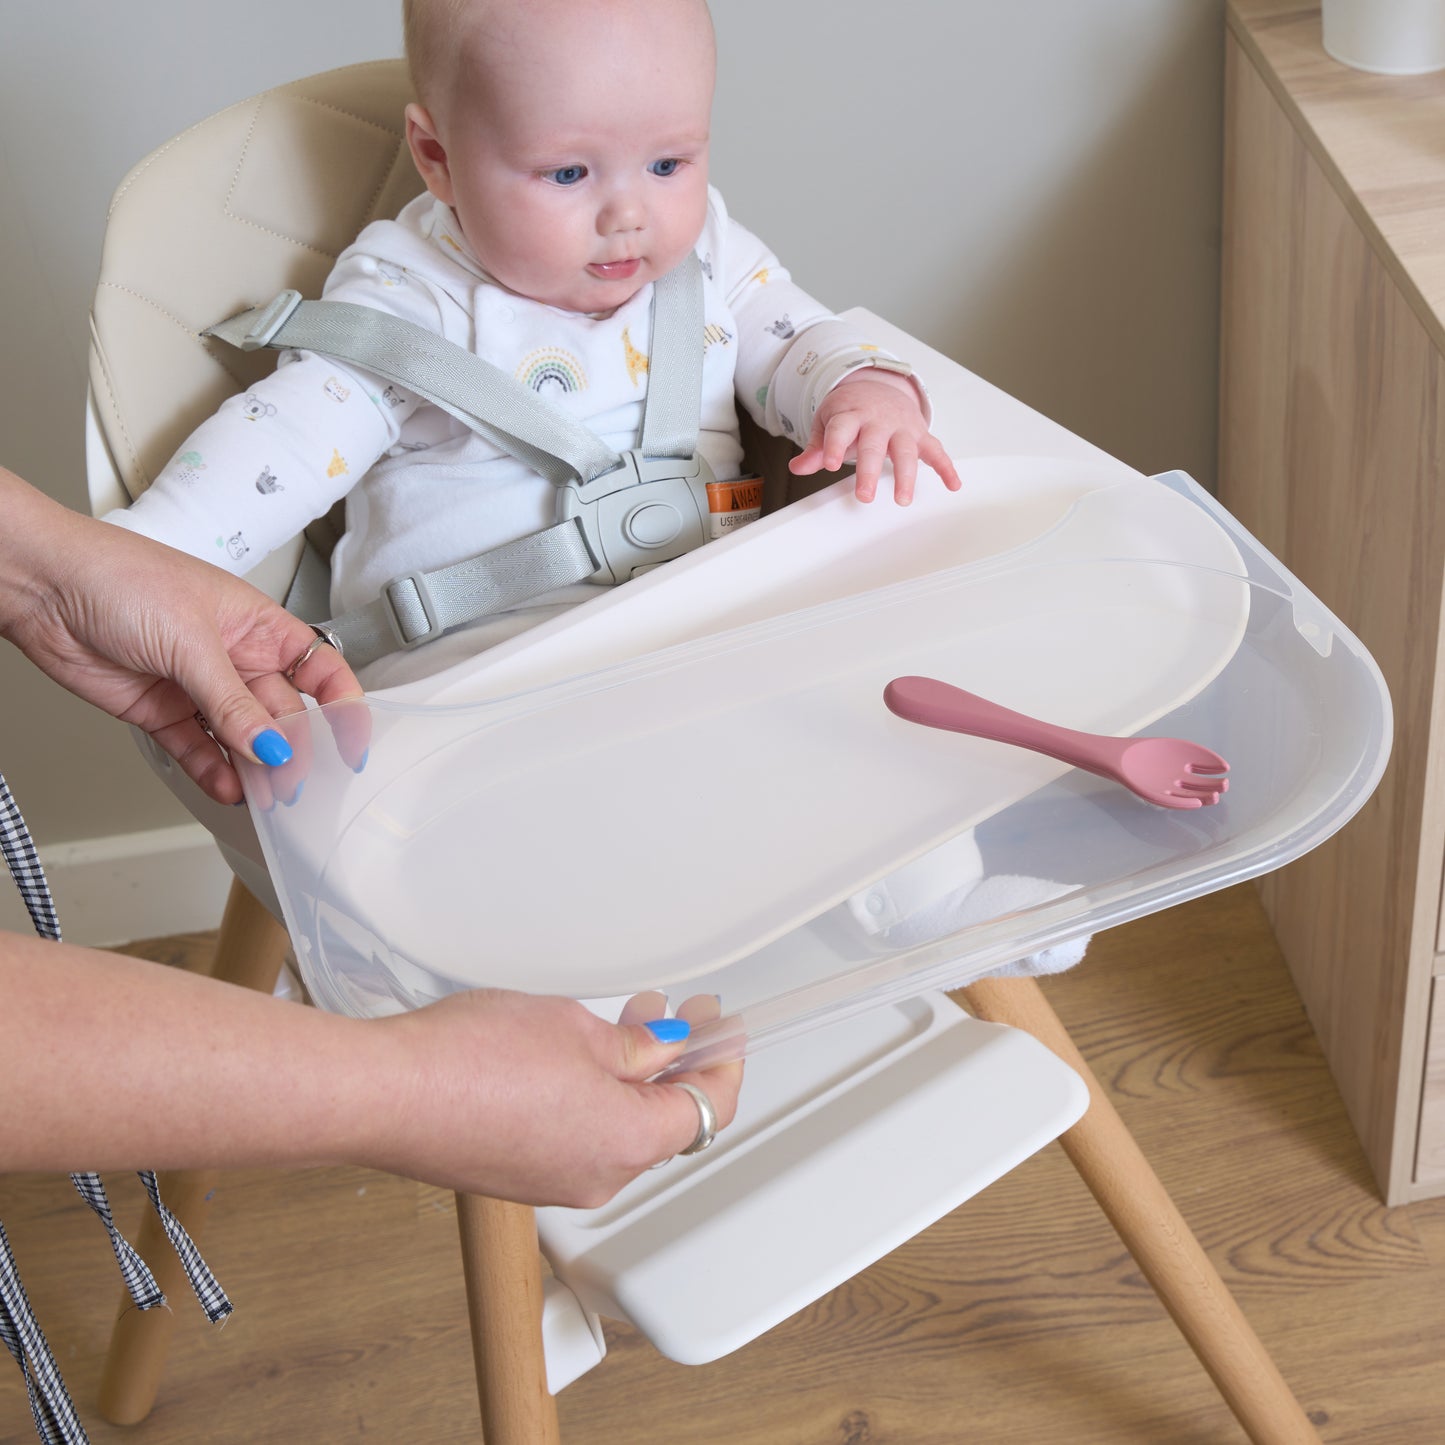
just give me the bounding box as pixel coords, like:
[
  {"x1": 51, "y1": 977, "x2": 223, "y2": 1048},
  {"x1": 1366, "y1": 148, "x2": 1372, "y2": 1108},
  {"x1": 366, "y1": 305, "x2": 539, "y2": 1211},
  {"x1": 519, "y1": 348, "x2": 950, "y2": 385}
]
[{"x1": 4, "y1": 884, "x2": 1444, "y2": 1444}]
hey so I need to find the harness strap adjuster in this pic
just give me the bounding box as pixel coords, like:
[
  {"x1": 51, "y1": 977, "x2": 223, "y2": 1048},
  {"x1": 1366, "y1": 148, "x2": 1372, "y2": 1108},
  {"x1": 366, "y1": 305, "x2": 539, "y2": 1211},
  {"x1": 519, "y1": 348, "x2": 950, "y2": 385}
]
[
  {"x1": 383, "y1": 570, "x2": 443, "y2": 650},
  {"x1": 239, "y1": 289, "x2": 304, "y2": 351}
]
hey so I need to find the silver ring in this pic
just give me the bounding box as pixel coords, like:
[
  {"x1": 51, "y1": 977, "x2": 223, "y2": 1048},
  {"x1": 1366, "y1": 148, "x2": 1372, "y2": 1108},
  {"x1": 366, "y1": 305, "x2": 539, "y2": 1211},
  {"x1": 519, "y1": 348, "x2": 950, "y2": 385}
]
[
  {"x1": 312, "y1": 622, "x2": 344, "y2": 657},
  {"x1": 284, "y1": 626, "x2": 338, "y2": 682},
  {"x1": 673, "y1": 1081, "x2": 718, "y2": 1156}
]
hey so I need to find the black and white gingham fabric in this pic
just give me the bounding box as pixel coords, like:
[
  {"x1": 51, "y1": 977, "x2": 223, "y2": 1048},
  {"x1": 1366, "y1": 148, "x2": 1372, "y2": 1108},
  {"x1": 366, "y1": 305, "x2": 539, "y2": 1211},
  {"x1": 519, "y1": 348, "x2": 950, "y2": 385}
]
[
  {"x1": 0, "y1": 1219, "x2": 86, "y2": 1445},
  {"x1": 135, "y1": 1172, "x2": 231, "y2": 1323},
  {"x1": 1, "y1": 772, "x2": 232, "y2": 1444},
  {"x1": 0, "y1": 775, "x2": 58, "y2": 943}
]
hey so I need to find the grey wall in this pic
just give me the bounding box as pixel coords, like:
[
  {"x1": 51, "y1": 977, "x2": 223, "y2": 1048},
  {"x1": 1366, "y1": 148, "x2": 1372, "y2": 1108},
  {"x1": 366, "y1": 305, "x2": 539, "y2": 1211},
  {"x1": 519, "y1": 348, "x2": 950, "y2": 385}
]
[{"x1": 0, "y1": 0, "x2": 1224, "y2": 846}]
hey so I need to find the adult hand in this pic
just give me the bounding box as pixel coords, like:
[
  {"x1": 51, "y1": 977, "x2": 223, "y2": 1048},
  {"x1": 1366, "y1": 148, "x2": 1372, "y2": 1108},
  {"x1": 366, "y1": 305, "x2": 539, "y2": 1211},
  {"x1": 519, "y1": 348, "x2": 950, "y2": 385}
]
[
  {"x1": 372, "y1": 989, "x2": 743, "y2": 1207},
  {"x1": 2, "y1": 935, "x2": 742, "y2": 1208},
  {"x1": 0, "y1": 468, "x2": 362, "y2": 804},
  {"x1": 788, "y1": 368, "x2": 963, "y2": 505}
]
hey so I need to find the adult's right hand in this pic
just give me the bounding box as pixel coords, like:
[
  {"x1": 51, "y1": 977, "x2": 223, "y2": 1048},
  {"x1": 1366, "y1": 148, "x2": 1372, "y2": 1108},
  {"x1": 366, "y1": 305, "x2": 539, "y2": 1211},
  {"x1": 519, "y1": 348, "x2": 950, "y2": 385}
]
[
  {"x1": 369, "y1": 988, "x2": 743, "y2": 1207},
  {"x1": 3, "y1": 931, "x2": 740, "y2": 1208}
]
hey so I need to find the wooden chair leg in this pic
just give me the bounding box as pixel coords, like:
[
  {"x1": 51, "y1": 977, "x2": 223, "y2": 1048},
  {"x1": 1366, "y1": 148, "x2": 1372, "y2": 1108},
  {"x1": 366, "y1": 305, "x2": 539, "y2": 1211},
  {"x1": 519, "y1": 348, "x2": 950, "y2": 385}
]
[
  {"x1": 455, "y1": 1194, "x2": 561, "y2": 1444},
  {"x1": 97, "y1": 878, "x2": 290, "y2": 1426},
  {"x1": 957, "y1": 974, "x2": 1321, "y2": 1445}
]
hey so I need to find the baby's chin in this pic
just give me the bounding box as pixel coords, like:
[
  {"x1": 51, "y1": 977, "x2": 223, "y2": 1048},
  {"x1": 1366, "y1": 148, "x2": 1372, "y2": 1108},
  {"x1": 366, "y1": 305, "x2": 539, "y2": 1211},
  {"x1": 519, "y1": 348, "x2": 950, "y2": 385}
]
[{"x1": 546, "y1": 274, "x2": 653, "y2": 317}]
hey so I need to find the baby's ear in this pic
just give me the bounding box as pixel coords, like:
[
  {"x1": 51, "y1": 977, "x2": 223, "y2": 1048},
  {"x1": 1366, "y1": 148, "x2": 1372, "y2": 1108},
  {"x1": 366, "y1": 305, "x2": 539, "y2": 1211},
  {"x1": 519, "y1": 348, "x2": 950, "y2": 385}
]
[{"x1": 404, "y1": 103, "x2": 455, "y2": 204}]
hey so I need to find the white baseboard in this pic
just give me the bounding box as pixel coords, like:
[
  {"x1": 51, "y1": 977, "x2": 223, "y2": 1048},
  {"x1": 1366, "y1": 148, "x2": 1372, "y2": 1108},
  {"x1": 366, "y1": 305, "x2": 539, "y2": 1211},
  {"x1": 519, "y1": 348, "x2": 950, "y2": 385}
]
[{"x1": 0, "y1": 823, "x2": 234, "y2": 947}]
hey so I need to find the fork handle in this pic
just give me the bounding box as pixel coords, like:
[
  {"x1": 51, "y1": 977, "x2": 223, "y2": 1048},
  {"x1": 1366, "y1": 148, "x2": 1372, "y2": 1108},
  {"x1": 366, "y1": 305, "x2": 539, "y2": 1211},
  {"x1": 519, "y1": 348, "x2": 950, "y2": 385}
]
[{"x1": 883, "y1": 675, "x2": 1112, "y2": 774}]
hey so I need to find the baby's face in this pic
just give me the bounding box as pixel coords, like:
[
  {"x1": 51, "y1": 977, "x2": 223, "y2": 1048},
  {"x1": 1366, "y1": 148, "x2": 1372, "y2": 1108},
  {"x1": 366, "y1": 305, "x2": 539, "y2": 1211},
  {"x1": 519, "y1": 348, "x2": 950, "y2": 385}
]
[{"x1": 413, "y1": 1, "x2": 714, "y2": 315}]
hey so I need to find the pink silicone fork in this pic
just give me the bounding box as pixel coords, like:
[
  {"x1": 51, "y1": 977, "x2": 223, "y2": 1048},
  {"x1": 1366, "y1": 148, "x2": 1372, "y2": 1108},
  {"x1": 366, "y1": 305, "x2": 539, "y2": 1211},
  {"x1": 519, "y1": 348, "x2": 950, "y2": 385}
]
[{"x1": 883, "y1": 675, "x2": 1229, "y2": 810}]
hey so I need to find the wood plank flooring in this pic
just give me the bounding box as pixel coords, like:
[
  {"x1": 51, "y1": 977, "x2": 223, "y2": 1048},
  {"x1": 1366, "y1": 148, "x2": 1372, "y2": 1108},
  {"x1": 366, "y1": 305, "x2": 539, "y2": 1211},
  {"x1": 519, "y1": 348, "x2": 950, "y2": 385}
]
[{"x1": 4, "y1": 884, "x2": 1443, "y2": 1443}]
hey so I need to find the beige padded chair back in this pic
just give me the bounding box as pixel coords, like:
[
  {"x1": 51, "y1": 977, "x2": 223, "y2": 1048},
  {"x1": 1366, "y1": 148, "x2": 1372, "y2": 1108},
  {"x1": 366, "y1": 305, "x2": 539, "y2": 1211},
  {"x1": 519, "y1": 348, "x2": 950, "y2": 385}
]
[{"x1": 87, "y1": 60, "x2": 425, "y2": 591}]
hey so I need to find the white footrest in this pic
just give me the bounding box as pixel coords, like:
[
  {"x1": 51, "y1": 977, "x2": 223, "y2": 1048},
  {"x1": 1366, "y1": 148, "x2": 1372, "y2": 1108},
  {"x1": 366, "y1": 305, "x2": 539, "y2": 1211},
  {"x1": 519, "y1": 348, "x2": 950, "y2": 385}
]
[{"x1": 537, "y1": 991, "x2": 1087, "y2": 1368}]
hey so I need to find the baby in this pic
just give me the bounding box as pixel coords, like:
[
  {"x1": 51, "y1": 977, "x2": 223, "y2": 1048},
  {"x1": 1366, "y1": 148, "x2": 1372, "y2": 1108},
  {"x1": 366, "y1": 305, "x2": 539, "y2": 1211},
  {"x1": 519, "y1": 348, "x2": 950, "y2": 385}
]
[{"x1": 108, "y1": 0, "x2": 960, "y2": 684}]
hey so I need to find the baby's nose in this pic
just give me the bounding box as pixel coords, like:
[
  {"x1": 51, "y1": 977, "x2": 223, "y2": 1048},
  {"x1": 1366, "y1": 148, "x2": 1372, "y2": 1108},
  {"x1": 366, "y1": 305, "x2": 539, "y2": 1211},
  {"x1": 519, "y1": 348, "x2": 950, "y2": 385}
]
[{"x1": 598, "y1": 185, "x2": 646, "y2": 233}]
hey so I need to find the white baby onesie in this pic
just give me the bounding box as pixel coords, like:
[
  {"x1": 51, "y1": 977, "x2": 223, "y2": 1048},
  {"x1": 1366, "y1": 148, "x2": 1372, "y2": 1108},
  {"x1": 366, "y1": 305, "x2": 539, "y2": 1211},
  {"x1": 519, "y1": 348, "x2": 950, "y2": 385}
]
[{"x1": 108, "y1": 187, "x2": 920, "y2": 669}]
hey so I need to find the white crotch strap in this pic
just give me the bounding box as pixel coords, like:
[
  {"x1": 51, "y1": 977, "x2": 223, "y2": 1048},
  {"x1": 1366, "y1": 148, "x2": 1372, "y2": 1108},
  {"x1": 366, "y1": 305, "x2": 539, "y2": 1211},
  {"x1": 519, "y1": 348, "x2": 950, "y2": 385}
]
[{"x1": 204, "y1": 255, "x2": 713, "y2": 669}]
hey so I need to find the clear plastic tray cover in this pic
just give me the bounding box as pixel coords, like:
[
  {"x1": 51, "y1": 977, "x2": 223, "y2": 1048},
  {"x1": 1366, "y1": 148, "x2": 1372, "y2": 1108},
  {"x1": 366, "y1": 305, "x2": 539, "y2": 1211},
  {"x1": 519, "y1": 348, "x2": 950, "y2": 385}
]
[{"x1": 239, "y1": 475, "x2": 1390, "y2": 1070}]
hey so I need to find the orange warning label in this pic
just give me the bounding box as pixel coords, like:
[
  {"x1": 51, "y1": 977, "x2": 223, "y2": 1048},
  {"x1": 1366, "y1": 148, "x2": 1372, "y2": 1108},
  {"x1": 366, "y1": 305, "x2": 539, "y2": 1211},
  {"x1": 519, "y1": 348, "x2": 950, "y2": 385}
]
[
  {"x1": 706, "y1": 477, "x2": 763, "y2": 514},
  {"x1": 706, "y1": 476, "x2": 763, "y2": 539}
]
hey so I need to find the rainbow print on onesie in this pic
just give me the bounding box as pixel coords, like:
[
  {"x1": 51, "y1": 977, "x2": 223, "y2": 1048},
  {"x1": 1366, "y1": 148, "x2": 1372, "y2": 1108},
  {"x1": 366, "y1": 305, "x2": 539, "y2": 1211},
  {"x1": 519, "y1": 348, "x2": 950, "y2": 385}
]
[{"x1": 516, "y1": 348, "x2": 588, "y2": 396}]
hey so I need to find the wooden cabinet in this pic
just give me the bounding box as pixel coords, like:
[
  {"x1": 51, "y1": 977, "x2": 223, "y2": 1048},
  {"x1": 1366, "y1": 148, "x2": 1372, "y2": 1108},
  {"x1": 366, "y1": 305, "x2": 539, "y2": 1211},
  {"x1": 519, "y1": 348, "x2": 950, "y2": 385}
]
[{"x1": 1220, "y1": 3, "x2": 1445, "y2": 1203}]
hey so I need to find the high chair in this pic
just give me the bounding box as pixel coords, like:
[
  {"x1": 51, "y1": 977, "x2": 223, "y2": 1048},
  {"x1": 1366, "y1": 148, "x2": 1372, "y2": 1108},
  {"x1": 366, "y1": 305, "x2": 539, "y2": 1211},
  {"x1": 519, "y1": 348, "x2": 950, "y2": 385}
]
[{"x1": 82, "y1": 60, "x2": 1387, "y2": 1444}]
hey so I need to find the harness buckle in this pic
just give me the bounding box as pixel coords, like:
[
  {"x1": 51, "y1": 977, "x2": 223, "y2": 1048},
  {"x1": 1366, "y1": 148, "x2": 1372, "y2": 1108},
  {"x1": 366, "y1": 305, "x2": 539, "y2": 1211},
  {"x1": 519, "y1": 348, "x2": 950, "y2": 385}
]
[{"x1": 558, "y1": 449, "x2": 715, "y2": 585}]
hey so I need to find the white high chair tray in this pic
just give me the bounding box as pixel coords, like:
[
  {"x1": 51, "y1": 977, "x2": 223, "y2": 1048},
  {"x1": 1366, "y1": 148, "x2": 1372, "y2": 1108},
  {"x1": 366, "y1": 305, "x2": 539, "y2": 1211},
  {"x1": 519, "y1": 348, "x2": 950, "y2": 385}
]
[
  {"x1": 310, "y1": 474, "x2": 1243, "y2": 998},
  {"x1": 241, "y1": 317, "x2": 1389, "y2": 1057}
]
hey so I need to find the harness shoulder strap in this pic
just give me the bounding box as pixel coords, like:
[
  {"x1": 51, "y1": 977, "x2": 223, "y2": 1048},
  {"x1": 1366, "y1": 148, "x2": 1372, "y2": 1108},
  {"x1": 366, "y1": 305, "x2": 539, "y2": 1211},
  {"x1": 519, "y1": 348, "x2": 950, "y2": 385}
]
[
  {"x1": 206, "y1": 255, "x2": 705, "y2": 483},
  {"x1": 206, "y1": 295, "x2": 619, "y2": 488},
  {"x1": 206, "y1": 254, "x2": 707, "y2": 667},
  {"x1": 639, "y1": 258, "x2": 704, "y2": 460}
]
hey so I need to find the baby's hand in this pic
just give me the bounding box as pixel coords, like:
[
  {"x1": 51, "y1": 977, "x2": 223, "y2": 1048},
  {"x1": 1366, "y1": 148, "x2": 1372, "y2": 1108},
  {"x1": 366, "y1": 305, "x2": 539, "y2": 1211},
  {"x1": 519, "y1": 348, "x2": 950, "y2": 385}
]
[{"x1": 788, "y1": 368, "x2": 962, "y2": 505}]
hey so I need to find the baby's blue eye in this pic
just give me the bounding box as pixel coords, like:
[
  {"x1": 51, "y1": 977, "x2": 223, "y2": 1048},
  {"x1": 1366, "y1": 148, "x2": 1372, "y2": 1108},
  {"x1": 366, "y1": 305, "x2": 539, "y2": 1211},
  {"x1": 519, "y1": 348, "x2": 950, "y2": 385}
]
[
  {"x1": 649, "y1": 158, "x2": 681, "y2": 177},
  {"x1": 545, "y1": 165, "x2": 587, "y2": 186}
]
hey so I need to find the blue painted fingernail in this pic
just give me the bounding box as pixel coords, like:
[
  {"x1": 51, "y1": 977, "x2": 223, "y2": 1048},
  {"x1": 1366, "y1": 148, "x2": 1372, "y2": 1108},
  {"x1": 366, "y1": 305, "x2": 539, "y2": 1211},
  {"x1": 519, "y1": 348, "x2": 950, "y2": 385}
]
[
  {"x1": 281, "y1": 779, "x2": 305, "y2": 808},
  {"x1": 253, "y1": 729, "x2": 293, "y2": 767},
  {"x1": 644, "y1": 1018, "x2": 690, "y2": 1043},
  {"x1": 352, "y1": 749, "x2": 369, "y2": 774}
]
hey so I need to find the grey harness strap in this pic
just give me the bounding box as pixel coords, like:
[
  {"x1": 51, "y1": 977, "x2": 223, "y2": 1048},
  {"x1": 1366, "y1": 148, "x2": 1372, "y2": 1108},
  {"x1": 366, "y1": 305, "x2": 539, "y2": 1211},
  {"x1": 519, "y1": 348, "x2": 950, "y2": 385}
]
[
  {"x1": 206, "y1": 255, "x2": 710, "y2": 668},
  {"x1": 635, "y1": 252, "x2": 704, "y2": 462},
  {"x1": 0, "y1": 772, "x2": 232, "y2": 1445},
  {"x1": 324, "y1": 520, "x2": 599, "y2": 670},
  {"x1": 206, "y1": 294, "x2": 622, "y2": 488}
]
